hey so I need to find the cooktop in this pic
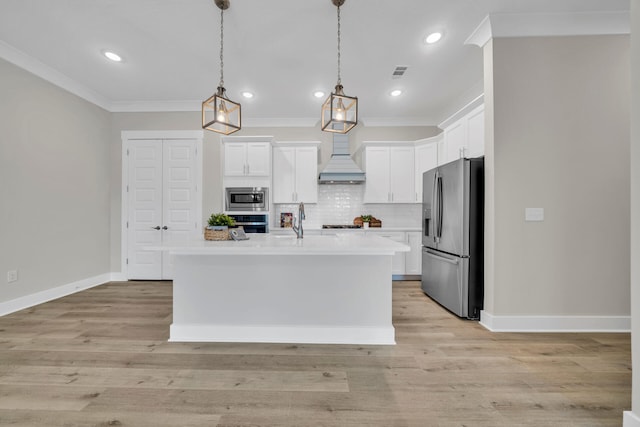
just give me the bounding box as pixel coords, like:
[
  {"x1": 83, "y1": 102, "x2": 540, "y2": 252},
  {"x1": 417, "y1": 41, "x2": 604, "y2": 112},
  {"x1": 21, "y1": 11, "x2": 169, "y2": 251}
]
[{"x1": 322, "y1": 224, "x2": 363, "y2": 229}]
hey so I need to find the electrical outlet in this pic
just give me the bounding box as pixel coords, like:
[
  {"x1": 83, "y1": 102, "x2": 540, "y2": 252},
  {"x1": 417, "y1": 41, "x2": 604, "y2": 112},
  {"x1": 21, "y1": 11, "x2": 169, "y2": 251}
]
[{"x1": 7, "y1": 270, "x2": 18, "y2": 283}]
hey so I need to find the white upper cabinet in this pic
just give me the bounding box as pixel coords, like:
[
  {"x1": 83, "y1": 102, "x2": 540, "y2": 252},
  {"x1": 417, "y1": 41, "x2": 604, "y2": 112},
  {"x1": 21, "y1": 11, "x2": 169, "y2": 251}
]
[
  {"x1": 414, "y1": 137, "x2": 440, "y2": 202},
  {"x1": 222, "y1": 139, "x2": 272, "y2": 177},
  {"x1": 273, "y1": 142, "x2": 319, "y2": 204},
  {"x1": 439, "y1": 98, "x2": 484, "y2": 164},
  {"x1": 363, "y1": 144, "x2": 415, "y2": 204}
]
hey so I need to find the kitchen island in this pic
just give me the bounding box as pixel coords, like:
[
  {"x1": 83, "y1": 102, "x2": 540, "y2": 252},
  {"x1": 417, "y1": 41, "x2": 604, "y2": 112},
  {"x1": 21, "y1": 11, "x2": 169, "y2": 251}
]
[{"x1": 148, "y1": 233, "x2": 409, "y2": 345}]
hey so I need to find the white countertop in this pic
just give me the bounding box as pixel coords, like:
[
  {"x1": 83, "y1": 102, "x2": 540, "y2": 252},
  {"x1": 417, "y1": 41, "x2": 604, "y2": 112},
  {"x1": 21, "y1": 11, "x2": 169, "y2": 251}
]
[
  {"x1": 147, "y1": 234, "x2": 410, "y2": 256},
  {"x1": 270, "y1": 227, "x2": 422, "y2": 233}
]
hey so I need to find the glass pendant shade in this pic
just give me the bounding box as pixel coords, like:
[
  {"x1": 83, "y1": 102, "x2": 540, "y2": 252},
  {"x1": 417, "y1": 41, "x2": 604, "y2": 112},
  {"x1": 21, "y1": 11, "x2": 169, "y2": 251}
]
[
  {"x1": 202, "y1": 86, "x2": 241, "y2": 135},
  {"x1": 321, "y1": 84, "x2": 358, "y2": 133}
]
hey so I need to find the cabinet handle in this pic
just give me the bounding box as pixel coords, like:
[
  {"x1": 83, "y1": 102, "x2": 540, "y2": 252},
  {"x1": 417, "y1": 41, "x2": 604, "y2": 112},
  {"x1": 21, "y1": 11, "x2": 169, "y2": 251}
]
[{"x1": 246, "y1": 164, "x2": 250, "y2": 175}]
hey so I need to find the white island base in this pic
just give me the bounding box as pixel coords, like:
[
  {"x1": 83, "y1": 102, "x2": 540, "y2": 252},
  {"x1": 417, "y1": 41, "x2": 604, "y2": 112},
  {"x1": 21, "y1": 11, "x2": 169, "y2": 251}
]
[{"x1": 154, "y1": 235, "x2": 409, "y2": 345}]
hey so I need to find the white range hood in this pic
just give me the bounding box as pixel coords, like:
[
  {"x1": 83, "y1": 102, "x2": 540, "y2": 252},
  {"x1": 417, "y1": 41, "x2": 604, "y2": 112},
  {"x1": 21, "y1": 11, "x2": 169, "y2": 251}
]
[{"x1": 318, "y1": 134, "x2": 366, "y2": 184}]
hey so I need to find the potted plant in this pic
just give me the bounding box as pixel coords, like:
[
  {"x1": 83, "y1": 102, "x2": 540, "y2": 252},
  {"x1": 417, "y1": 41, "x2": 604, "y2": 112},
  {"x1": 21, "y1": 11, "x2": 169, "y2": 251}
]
[
  {"x1": 207, "y1": 213, "x2": 236, "y2": 229},
  {"x1": 205, "y1": 213, "x2": 236, "y2": 240},
  {"x1": 361, "y1": 214, "x2": 372, "y2": 229}
]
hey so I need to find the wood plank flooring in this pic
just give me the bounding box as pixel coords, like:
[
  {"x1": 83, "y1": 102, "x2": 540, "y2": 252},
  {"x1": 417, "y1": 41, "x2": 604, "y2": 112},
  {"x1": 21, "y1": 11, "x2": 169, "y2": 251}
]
[{"x1": 0, "y1": 280, "x2": 631, "y2": 426}]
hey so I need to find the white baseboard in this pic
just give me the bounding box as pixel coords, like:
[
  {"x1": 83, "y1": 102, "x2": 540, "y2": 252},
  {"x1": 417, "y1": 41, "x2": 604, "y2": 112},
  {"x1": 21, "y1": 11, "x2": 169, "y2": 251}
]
[
  {"x1": 0, "y1": 273, "x2": 112, "y2": 316},
  {"x1": 109, "y1": 272, "x2": 128, "y2": 282},
  {"x1": 480, "y1": 310, "x2": 631, "y2": 332},
  {"x1": 170, "y1": 324, "x2": 396, "y2": 345},
  {"x1": 624, "y1": 411, "x2": 640, "y2": 427}
]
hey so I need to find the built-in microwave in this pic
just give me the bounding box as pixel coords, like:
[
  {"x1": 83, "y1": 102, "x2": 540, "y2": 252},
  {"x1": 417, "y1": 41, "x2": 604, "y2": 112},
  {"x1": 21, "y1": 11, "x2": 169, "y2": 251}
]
[{"x1": 225, "y1": 187, "x2": 269, "y2": 212}]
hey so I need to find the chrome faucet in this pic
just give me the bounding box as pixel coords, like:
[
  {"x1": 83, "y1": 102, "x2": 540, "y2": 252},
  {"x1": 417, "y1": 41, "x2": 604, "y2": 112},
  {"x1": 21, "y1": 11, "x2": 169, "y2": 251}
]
[{"x1": 292, "y1": 202, "x2": 305, "y2": 239}]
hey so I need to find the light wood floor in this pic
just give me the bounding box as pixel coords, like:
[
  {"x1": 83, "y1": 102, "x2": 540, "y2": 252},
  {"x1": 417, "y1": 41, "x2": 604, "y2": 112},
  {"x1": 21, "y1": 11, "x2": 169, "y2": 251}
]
[{"x1": 0, "y1": 280, "x2": 631, "y2": 426}]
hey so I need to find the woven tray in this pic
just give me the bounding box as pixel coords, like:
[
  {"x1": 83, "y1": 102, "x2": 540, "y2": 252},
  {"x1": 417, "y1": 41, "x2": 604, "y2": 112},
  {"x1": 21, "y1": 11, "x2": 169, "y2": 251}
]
[
  {"x1": 353, "y1": 216, "x2": 382, "y2": 228},
  {"x1": 204, "y1": 228, "x2": 230, "y2": 241}
]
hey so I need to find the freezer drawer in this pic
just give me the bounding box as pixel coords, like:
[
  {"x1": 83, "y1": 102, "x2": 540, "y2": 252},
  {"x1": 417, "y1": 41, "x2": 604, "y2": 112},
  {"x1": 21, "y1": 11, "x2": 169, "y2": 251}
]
[{"x1": 421, "y1": 248, "x2": 470, "y2": 318}]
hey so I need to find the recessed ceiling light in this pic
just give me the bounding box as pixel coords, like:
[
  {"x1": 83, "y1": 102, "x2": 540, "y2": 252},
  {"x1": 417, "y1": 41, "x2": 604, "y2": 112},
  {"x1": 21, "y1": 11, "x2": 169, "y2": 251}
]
[
  {"x1": 241, "y1": 91, "x2": 254, "y2": 99},
  {"x1": 425, "y1": 32, "x2": 442, "y2": 44},
  {"x1": 103, "y1": 51, "x2": 122, "y2": 62},
  {"x1": 390, "y1": 89, "x2": 403, "y2": 97},
  {"x1": 313, "y1": 91, "x2": 326, "y2": 98}
]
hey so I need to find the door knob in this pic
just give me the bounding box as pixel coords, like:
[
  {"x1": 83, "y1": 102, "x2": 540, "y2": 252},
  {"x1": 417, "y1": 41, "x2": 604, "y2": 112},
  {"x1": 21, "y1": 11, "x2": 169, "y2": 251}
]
[
  {"x1": 151, "y1": 226, "x2": 161, "y2": 230},
  {"x1": 162, "y1": 226, "x2": 168, "y2": 230}
]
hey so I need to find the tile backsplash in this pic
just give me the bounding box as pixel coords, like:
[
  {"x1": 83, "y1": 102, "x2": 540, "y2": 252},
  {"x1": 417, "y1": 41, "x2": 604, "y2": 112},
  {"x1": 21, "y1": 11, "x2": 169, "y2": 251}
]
[{"x1": 273, "y1": 185, "x2": 422, "y2": 228}]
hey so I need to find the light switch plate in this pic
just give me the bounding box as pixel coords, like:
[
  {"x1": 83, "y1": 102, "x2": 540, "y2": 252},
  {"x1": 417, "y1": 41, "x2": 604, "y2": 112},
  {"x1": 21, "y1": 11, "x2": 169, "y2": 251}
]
[{"x1": 525, "y1": 208, "x2": 544, "y2": 222}]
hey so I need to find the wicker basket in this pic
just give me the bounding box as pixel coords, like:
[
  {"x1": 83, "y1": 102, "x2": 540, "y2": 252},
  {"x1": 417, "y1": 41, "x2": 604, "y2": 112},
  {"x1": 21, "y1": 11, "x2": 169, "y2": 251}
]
[
  {"x1": 204, "y1": 227, "x2": 230, "y2": 241},
  {"x1": 353, "y1": 216, "x2": 382, "y2": 228}
]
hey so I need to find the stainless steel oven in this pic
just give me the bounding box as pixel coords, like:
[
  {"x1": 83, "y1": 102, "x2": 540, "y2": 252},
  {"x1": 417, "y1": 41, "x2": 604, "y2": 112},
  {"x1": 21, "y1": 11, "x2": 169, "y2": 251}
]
[
  {"x1": 225, "y1": 187, "x2": 269, "y2": 212},
  {"x1": 228, "y1": 214, "x2": 269, "y2": 233}
]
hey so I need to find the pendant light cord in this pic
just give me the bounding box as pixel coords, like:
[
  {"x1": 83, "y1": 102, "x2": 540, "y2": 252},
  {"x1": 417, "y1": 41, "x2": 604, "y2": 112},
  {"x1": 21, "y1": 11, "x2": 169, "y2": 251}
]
[
  {"x1": 336, "y1": 3, "x2": 341, "y2": 86},
  {"x1": 219, "y1": 5, "x2": 224, "y2": 88}
]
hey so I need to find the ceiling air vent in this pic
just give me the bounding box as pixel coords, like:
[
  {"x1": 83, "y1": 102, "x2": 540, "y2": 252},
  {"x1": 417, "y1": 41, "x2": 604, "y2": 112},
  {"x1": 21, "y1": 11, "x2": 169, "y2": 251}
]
[{"x1": 392, "y1": 65, "x2": 408, "y2": 79}]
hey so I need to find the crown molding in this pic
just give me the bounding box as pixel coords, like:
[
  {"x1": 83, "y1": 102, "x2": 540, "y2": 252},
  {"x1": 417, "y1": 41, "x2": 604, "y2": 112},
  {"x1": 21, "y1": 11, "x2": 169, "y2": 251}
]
[
  {"x1": 0, "y1": 40, "x2": 112, "y2": 111},
  {"x1": 465, "y1": 11, "x2": 630, "y2": 47},
  {"x1": 110, "y1": 100, "x2": 201, "y2": 112}
]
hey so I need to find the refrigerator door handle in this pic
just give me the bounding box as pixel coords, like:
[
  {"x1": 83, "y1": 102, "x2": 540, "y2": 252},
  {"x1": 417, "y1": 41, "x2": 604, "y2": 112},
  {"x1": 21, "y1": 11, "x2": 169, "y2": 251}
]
[
  {"x1": 423, "y1": 249, "x2": 459, "y2": 265},
  {"x1": 432, "y1": 171, "x2": 440, "y2": 243},
  {"x1": 436, "y1": 175, "x2": 444, "y2": 239}
]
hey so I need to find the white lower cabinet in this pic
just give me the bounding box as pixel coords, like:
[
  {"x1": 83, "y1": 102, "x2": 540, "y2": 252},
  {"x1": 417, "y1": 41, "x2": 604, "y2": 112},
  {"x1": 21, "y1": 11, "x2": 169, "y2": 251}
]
[
  {"x1": 370, "y1": 231, "x2": 406, "y2": 275},
  {"x1": 405, "y1": 232, "x2": 422, "y2": 275}
]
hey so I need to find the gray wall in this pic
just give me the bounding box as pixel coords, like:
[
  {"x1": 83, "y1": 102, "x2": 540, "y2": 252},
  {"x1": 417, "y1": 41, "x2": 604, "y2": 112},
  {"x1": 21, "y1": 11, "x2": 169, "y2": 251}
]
[
  {"x1": 109, "y1": 113, "x2": 438, "y2": 273},
  {"x1": 485, "y1": 35, "x2": 630, "y2": 317},
  {"x1": 0, "y1": 58, "x2": 112, "y2": 304},
  {"x1": 630, "y1": 0, "x2": 639, "y2": 418}
]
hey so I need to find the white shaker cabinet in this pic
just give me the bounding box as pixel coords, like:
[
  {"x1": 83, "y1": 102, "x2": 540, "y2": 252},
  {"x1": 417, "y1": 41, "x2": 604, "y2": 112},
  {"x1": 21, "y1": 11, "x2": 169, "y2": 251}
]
[
  {"x1": 440, "y1": 101, "x2": 484, "y2": 164},
  {"x1": 405, "y1": 232, "x2": 422, "y2": 275},
  {"x1": 223, "y1": 141, "x2": 271, "y2": 177},
  {"x1": 363, "y1": 144, "x2": 415, "y2": 203},
  {"x1": 370, "y1": 230, "x2": 407, "y2": 275},
  {"x1": 273, "y1": 143, "x2": 319, "y2": 204},
  {"x1": 414, "y1": 139, "x2": 439, "y2": 202}
]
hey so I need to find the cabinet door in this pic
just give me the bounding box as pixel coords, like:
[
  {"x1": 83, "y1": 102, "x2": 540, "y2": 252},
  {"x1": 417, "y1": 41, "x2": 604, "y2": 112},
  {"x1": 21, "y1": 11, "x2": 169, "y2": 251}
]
[
  {"x1": 444, "y1": 121, "x2": 467, "y2": 163},
  {"x1": 363, "y1": 147, "x2": 390, "y2": 203},
  {"x1": 405, "y1": 232, "x2": 422, "y2": 275},
  {"x1": 375, "y1": 231, "x2": 406, "y2": 275},
  {"x1": 415, "y1": 143, "x2": 438, "y2": 203},
  {"x1": 273, "y1": 147, "x2": 296, "y2": 203},
  {"x1": 246, "y1": 142, "x2": 271, "y2": 176},
  {"x1": 389, "y1": 147, "x2": 415, "y2": 203},
  {"x1": 294, "y1": 146, "x2": 318, "y2": 203},
  {"x1": 224, "y1": 143, "x2": 247, "y2": 176},
  {"x1": 466, "y1": 107, "x2": 484, "y2": 158}
]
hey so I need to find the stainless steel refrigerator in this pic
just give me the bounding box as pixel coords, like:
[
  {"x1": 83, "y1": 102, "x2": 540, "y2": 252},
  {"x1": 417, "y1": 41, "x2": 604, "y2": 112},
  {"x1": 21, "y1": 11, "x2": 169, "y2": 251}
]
[{"x1": 422, "y1": 157, "x2": 484, "y2": 319}]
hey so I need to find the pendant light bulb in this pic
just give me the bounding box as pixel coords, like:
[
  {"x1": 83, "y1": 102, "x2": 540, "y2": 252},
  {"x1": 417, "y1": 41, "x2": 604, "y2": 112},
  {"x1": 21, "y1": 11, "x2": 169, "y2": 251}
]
[{"x1": 217, "y1": 100, "x2": 228, "y2": 122}]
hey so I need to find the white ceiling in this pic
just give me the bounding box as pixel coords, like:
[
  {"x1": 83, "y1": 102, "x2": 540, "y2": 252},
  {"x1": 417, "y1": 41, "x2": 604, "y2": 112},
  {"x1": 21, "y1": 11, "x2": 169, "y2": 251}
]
[{"x1": 0, "y1": 0, "x2": 630, "y2": 126}]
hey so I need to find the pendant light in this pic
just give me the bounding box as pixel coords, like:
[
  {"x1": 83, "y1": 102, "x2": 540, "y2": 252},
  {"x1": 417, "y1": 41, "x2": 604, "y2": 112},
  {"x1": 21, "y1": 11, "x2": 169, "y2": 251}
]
[
  {"x1": 202, "y1": 0, "x2": 241, "y2": 135},
  {"x1": 321, "y1": 0, "x2": 358, "y2": 134}
]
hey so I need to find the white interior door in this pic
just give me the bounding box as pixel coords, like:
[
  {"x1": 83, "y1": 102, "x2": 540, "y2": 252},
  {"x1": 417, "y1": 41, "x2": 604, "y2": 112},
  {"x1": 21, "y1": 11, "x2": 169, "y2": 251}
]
[
  {"x1": 125, "y1": 137, "x2": 201, "y2": 280},
  {"x1": 161, "y1": 141, "x2": 198, "y2": 279},
  {"x1": 127, "y1": 141, "x2": 163, "y2": 279}
]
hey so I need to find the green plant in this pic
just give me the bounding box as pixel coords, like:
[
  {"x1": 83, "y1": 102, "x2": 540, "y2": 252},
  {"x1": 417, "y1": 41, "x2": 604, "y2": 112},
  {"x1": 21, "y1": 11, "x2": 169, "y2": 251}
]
[
  {"x1": 207, "y1": 213, "x2": 235, "y2": 227},
  {"x1": 361, "y1": 214, "x2": 373, "y2": 222}
]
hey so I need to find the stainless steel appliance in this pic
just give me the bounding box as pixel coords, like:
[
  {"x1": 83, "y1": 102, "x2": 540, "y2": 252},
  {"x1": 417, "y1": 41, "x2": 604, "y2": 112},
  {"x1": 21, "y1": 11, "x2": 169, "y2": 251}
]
[
  {"x1": 228, "y1": 214, "x2": 269, "y2": 233},
  {"x1": 225, "y1": 187, "x2": 268, "y2": 212},
  {"x1": 422, "y1": 157, "x2": 484, "y2": 319}
]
